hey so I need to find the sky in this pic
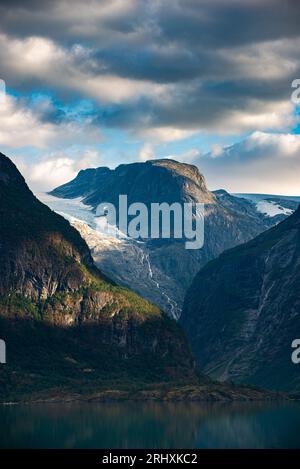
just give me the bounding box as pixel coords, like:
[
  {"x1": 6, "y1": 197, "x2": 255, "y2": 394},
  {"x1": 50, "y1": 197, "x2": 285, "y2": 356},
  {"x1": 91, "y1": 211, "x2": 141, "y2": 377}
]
[{"x1": 0, "y1": 0, "x2": 300, "y2": 195}]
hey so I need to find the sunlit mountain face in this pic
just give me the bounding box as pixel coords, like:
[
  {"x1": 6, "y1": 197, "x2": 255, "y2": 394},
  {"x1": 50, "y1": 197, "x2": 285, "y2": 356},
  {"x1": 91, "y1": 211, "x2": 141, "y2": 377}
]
[{"x1": 0, "y1": 0, "x2": 299, "y2": 197}]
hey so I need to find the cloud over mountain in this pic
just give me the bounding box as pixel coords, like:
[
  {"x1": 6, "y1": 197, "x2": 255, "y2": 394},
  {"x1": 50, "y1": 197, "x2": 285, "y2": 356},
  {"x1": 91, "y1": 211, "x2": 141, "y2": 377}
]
[
  {"x1": 0, "y1": 0, "x2": 299, "y2": 193},
  {"x1": 194, "y1": 132, "x2": 300, "y2": 195}
]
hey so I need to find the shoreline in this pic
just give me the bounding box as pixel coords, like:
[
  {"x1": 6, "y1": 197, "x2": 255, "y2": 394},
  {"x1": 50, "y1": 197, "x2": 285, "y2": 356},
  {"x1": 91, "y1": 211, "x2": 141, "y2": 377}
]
[{"x1": 0, "y1": 385, "x2": 294, "y2": 405}]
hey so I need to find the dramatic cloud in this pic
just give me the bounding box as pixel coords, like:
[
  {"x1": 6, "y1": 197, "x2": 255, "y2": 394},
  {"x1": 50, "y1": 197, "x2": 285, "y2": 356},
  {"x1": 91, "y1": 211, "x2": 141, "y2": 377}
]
[
  {"x1": 0, "y1": 34, "x2": 167, "y2": 104},
  {"x1": 0, "y1": 0, "x2": 300, "y2": 194},
  {"x1": 0, "y1": 0, "x2": 299, "y2": 137}
]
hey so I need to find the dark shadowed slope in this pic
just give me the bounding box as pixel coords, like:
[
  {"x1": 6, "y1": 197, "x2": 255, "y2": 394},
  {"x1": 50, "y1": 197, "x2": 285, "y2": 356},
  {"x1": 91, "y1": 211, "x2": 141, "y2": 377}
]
[{"x1": 181, "y1": 206, "x2": 300, "y2": 391}]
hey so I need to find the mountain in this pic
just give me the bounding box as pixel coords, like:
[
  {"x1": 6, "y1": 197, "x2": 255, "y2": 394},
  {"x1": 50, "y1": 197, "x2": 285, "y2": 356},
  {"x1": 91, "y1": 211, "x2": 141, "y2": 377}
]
[
  {"x1": 0, "y1": 152, "x2": 199, "y2": 401},
  {"x1": 0, "y1": 152, "x2": 283, "y2": 402},
  {"x1": 0, "y1": 152, "x2": 280, "y2": 403},
  {"x1": 180, "y1": 205, "x2": 300, "y2": 391},
  {"x1": 50, "y1": 159, "x2": 287, "y2": 318}
]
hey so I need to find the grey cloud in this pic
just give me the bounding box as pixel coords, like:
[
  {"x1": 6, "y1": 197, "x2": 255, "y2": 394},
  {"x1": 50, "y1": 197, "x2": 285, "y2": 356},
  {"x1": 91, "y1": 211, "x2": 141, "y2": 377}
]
[
  {"x1": 2, "y1": 1, "x2": 300, "y2": 47},
  {"x1": 157, "y1": 0, "x2": 300, "y2": 48},
  {"x1": 0, "y1": 0, "x2": 299, "y2": 135},
  {"x1": 99, "y1": 77, "x2": 295, "y2": 134}
]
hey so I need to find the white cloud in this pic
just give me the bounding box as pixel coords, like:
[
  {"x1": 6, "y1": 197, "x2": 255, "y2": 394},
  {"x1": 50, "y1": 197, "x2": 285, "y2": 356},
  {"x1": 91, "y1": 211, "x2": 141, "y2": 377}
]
[
  {"x1": 246, "y1": 131, "x2": 300, "y2": 155},
  {"x1": 210, "y1": 144, "x2": 223, "y2": 158},
  {"x1": 0, "y1": 94, "x2": 56, "y2": 148},
  {"x1": 165, "y1": 147, "x2": 201, "y2": 163},
  {"x1": 204, "y1": 100, "x2": 297, "y2": 135},
  {"x1": 194, "y1": 132, "x2": 300, "y2": 195},
  {"x1": 181, "y1": 148, "x2": 201, "y2": 161},
  {"x1": 139, "y1": 142, "x2": 155, "y2": 161},
  {"x1": 17, "y1": 149, "x2": 100, "y2": 191},
  {"x1": 139, "y1": 126, "x2": 196, "y2": 142},
  {"x1": 221, "y1": 37, "x2": 300, "y2": 80},
  {"x1": 0, "y1": 94, "x2": 102, "y2": 148},
  {"x1": 0, "y1": 33, "x2": 167, "y2": 104},
  {"x1": 81, "y1": 74, "x2": 166, "y2": 104}
]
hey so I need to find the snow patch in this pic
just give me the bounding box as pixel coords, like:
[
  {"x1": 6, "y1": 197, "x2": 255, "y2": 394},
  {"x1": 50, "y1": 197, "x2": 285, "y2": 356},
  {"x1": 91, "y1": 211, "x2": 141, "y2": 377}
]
[{"x1": 256, "y1": 201, "x2": 293, "y2": 217}]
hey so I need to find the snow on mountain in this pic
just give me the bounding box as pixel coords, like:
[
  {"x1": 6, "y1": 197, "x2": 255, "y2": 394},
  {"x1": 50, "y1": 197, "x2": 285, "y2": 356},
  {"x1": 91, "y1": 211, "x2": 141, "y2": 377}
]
[
  {"x1": 234, "y1": 193, "x2": 299, "y2": 221},
  {"x1": 38, "y1": 192, "x2": 181, "y2": 318},
  {"x1": 256, "y1": 200, "x2": 293, "y2": 217}
]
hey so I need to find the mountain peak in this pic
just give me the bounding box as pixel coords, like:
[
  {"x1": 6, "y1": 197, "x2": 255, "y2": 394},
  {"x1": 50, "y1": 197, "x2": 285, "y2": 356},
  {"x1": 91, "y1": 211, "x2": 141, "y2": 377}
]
[
  {"x1": 0, "y1": 152, "x2": 25, "y2": 186},
  {"x1": 51, "y1": 158, "x2": 214, "y2": 205},
  {"x1": 0, "y1": 151, "x2": 95, "y2": 297},
  {"x1": 114, "y1": 158, "x2": 207, "y2": 186},
  {"x1": 213, "y1": 189, "x2": 229, "y2": 196},
  {"x1": 151, "y1": 159, "x2": 209, "y2": 189}
]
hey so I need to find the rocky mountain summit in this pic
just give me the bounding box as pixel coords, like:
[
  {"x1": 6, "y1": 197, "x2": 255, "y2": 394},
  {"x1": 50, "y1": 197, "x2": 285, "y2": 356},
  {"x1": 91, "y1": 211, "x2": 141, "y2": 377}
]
[
  {"x1": 51, "y1": 159, "x2": 284, "y2": 318},
  {"x1": 51, "y1": 159, "x2": 215, "y2": 206}
]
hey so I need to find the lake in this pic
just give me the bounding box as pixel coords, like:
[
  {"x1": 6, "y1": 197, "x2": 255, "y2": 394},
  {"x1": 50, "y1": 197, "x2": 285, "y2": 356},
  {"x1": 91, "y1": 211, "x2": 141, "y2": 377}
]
[{"x1": 0, "y1": 402, "x2": 300, "y2": 449}]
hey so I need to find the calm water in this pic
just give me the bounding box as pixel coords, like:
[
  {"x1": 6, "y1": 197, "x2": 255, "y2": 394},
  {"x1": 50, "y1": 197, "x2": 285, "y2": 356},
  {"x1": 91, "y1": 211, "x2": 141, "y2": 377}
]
[{"x1": 0, "y1": 402, "x2": 300, "y2": 449}]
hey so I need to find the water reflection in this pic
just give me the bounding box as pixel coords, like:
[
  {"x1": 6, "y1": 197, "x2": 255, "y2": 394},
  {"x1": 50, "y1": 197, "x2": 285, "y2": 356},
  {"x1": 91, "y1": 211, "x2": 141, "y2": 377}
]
[{"x1": 0, "y1": 402, "x2": 299, "y2": 449}]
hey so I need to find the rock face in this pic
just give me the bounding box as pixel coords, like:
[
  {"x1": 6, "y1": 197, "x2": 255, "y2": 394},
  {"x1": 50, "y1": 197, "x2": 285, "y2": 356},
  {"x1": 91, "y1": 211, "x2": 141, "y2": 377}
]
[
  {"x1": 51, "y1": 159, "x2": 214, "y2": 206},
  {"x1": 0, "y1": 153, "x2": 94, "y2": 300},
  {"x1": 0, "y1": 152, "x2": 198, "y2": 401},
  {"x1": 51, "y1": 159, "x2": 281, "y2": 318},
  {"x1": 181, "y1": 206, "x2": 300, "y2": 391}
]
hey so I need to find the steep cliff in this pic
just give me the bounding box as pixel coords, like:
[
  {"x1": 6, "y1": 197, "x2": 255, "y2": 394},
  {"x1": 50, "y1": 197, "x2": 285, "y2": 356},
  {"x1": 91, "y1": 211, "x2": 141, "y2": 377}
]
[{"x1": 181, "y1": 206, "x2": 300, "y2": 391}]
